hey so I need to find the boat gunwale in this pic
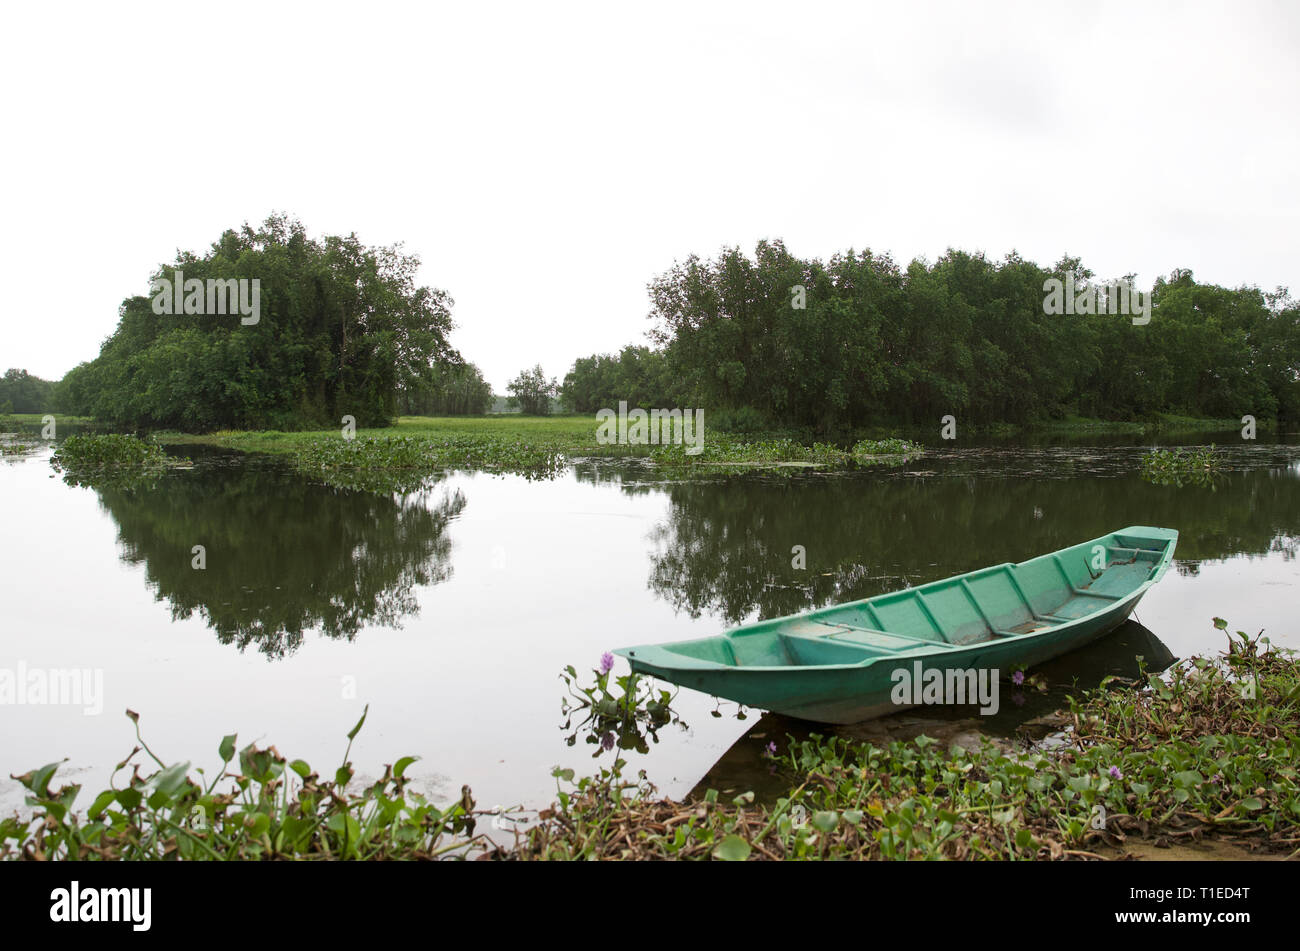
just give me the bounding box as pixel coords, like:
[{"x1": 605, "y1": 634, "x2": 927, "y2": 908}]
[{"x1": 615, "y1": 526, "x2": 1177, "y2": 674}]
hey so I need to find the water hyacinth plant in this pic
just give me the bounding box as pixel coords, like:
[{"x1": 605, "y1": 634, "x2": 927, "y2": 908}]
[
  {"x1": 291, "y1": 434, "x2": 566, "y2": 490},
  {"x1": 850, "y1": 437, "x2": 924, "y2": 466},
  {"x1": 519, "y1": 619, "x2": 1300, "y2": 860},
  {"x1": 1, "y1": 431, "x2": 42, "y2": 458},
  {"x1": 50, "y1": 433, "x2": 175, "y2": 468},
  {"x1": 8, "y1": 621, "x2": 1294, "y2": 861},
  {"x1": 1, "y1": 707, "x2": 490, "y2": 860},
  {"x1": 649, "y1": 436, "x2": 924, "y2": 476},
  {"x1": 1140, "y1": 445, "x2": 1224, "y2": 488},
  {"x1": 49, "y1": 433, "x2": 188, "y2": 489},
  {"x1": 559, "y1": 656, "x2": 686, "y2": 756}
]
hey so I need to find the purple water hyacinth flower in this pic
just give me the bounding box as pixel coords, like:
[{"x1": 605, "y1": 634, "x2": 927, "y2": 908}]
[
  {"x1": 1109, "y1": 765, "x2": 1123, "y2": 780},
  {"x1": 1212, "y1": 772, "x2": 1225, "y2": 786},
  {"x1": 600, "y1": 731, "x2": 615, "y2": 752},
  {"x1": 1012, "y1": 670, "x2": 1025, "y2": 686},
  {"x1": 599, "y1": 652, "x2": 615, "y2": 675},
  {"x1": 765, "y1": 741, "x2": 777, "y2": 756}
]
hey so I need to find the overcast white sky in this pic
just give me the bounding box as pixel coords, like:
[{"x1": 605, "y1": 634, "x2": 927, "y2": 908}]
[{"x1": 2, "y1": 1, "x2": 1297, "y2": 390}]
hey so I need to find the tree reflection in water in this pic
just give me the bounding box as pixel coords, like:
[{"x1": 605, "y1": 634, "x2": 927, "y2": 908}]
[
  {"x1": 574, "y1": 449, "x2": 1300, "y2": 625},
  {"x1": 90, "y1": 454, "x2": 465, "y2": 658}
]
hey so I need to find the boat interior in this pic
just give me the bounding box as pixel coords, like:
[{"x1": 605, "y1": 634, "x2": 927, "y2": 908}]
[{"x1": 660, "y1": 529, "x2": 1176, "y2": 668}]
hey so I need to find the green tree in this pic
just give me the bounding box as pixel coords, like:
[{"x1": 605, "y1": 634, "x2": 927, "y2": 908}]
[
  {"x1": 643, "y1": 241, "x2": 1300, "y2": 431},
  {"x1": 506, "y1": 364, "x2": 558, "y2": 415},
  {"x1": 59, "y1": 216, "x2": 457, "y2": 431},
  {"x1": 0, "y1": 369, "x2": 56, "y2": 414},
  {"x1": 399, "y1": 360, "x2": 494, "y2": 415},
  {"x1": 559, "y1": 345, "x2": 681, "y2": 413}
]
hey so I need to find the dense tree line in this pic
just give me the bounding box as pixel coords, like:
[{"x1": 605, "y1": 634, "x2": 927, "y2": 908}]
[
  {"x1": 34, "y1": 227, "x2": 1300, "y2": 432},
  {"x1": 398, "y1": 360, "x2": 494, "y2": 415},
  {"x1": 562, "y1": 241, "x2": 1300, "y2": 430},
  {"x1": 0, "y1": 369, "x2": 55, "y2": 414},
  {"x1": 558, "y1": 345, "x2": 684, "y2": 413},
  {"x1": 57, "y1": 216, "x2": 463, "y2": 431}
]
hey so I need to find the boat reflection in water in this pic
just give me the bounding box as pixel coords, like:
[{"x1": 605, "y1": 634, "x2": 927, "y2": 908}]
[{"x1": 688, "y1": 619, "x2": 1176, "y2": 804}]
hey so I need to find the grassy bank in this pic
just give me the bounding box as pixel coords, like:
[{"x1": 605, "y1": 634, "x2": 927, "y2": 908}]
[
  {"x1": 157, "y1": 414, "x2": 605, "y2": 453},
  {"x1": 5, "y1": 622, "x2": 1295, "y2": 861},
  {"x1": 0, "y1": 412, "x2": 96, "y2": 426},
  {"x1": 0, "y1": 410, "x2": 1270, "y2": 442},
  {"x1": 1034, "y1": 413, "x2": 1260, "y2": 436}
]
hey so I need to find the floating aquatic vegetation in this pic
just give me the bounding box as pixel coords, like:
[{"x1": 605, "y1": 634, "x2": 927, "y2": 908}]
[
  {"x1": 49, "y1": 434, "x2": 188, "y2": 490},
  {"x1": 851, "y1": 437, "x2": 924, "y2": 467},
  {"x1": 649, "y1": 436, "x2": 925, "y2": 476},
  {"x1": 290, "y1": 434, "x2": 567, "y2": 489},
  {"x1": 1, "y1": 432, "x2": 42, "y2": 459},
  {"x1": 1140, "y1": 445, "x2": 1224, "y2": 488},
  {"x1": 559, "y1": 656, "x2": 686, "y2": 756}
]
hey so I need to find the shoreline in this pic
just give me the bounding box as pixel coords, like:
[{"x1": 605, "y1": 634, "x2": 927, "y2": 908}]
[{"x1": 5, "y1": 633, "x2": 1294, "y2": 861}]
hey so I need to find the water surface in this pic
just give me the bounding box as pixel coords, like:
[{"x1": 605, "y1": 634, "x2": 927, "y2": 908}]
[{"x1": 2, "y1": 432, "x2": 1298, "y2": 817}]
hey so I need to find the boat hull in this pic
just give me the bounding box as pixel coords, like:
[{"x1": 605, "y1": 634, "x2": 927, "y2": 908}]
[{"x1": 615, "y1": 526, "x2": 1177, "y2": 724}]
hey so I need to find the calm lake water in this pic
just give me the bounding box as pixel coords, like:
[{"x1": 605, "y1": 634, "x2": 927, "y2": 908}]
[{"x1": 3, "y1": 431, "x2": 1299, "y2": 819}]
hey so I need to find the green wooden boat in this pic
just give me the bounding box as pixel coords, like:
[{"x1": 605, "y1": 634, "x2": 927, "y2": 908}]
[{"x1": 614, "y1": 526, "x2": 1177, "y2": 724}]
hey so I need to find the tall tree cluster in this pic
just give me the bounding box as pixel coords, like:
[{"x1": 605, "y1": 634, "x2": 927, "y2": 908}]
[
  {"x1": 558, "y1": 345, "x2": 684, "y2": 413},
  {"x1": 506, "y1": 365, "x2": 559, "y2": 415},
  {"x1": 558, "y1": 240, "x2": 1298, "y2": 430},
  {"x1": 57, "y1": 216, "x2": 460, "y2": 430},
  {"x1": 398, "y1": 361, "x2": 494, "y2": 416},
  {"x1": 0, "y1": 369, "x2": 55, "y2": 414}
]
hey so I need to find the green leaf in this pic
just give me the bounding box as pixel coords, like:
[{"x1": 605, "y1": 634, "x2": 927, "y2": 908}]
[
  {"x1": 347, "y1": 704, "x2": 369, "y2": 741},
  {"x1": 151, "y1": 761, "x2": 192, "y2": 797},
  {"x1": 218, "y1": 734, "x2": 237, "y2": 762},
  {"x1": 1238, "y1": 797, "x2": 1264, "y2": 812},
  {"x1": 393, "y1": 756, "x2": 418, "y2": 780},
  {"x1": 811, "y1": 810, "x2": 840, "y2": 833},
  {"x1": 712, "y1": 834, "x2": 752, "y2": 861},
  {"x1": 16, "y1": 761, "x2": 64, "y2": 798},
  {"x1": 289, "y1": 759, "x2": 312, "y2": 779},
  {"x1": 280, "y1": 815, "x2": 314, "y2": 851},
  {"x1": 87, "y1": 789, "x2": 117, "y2": 819}
]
